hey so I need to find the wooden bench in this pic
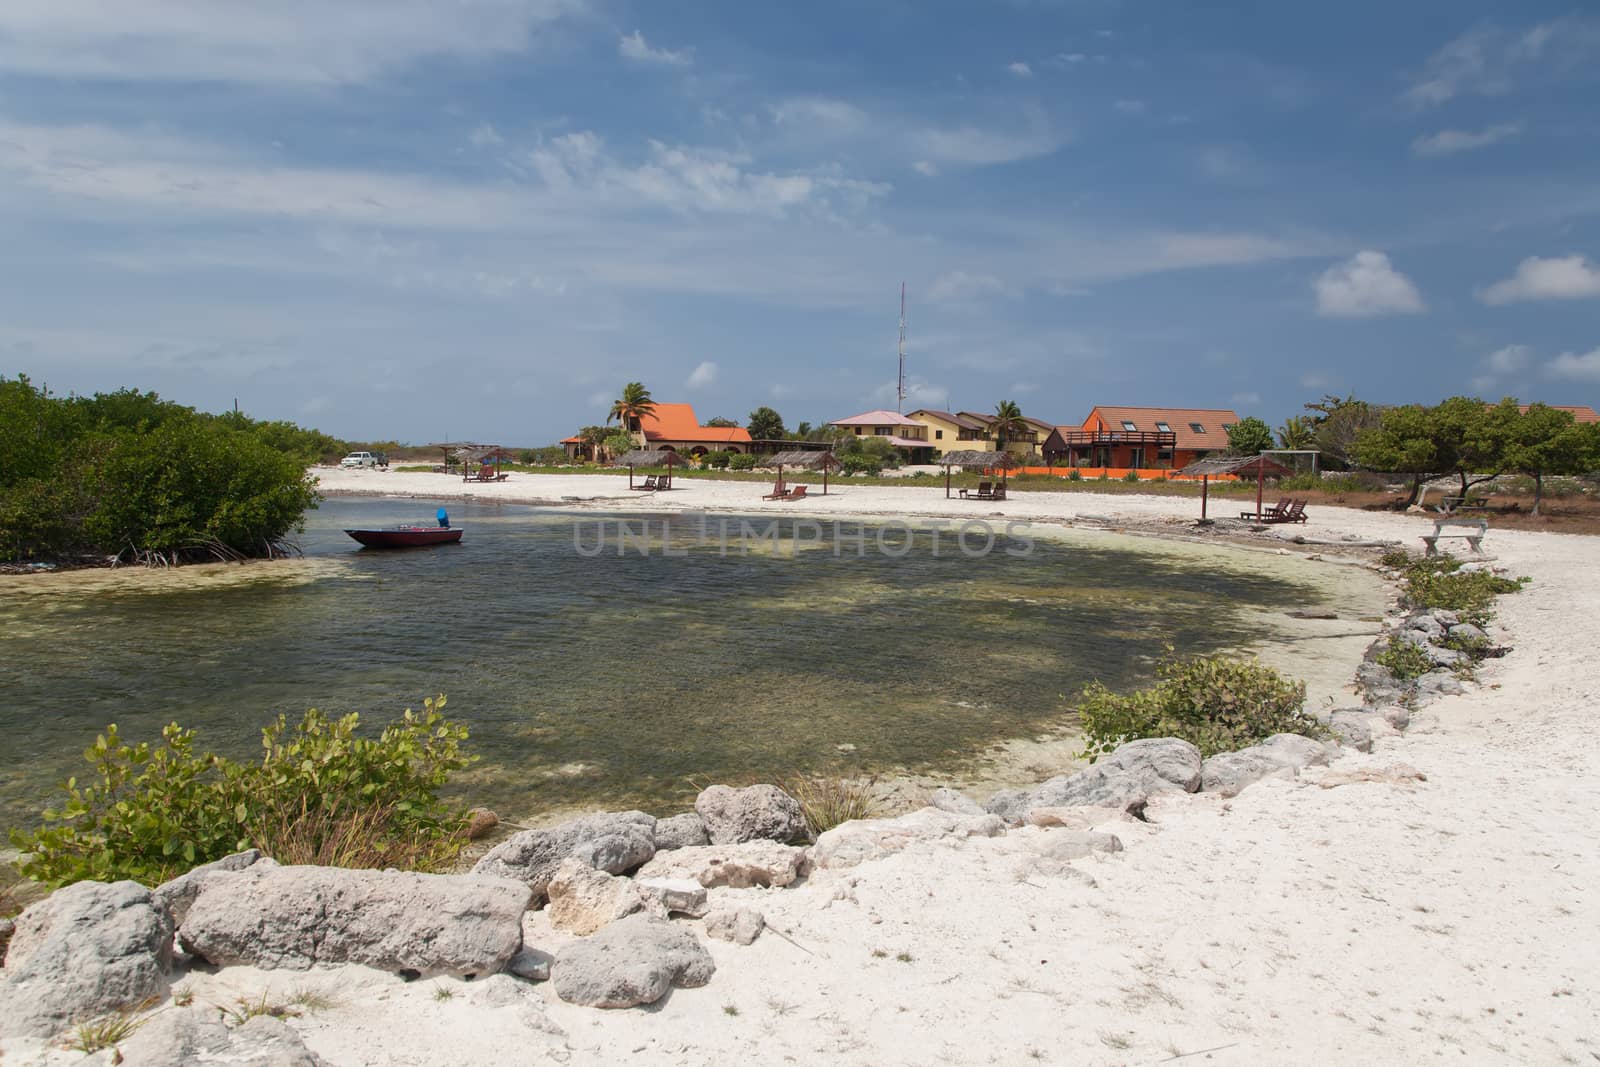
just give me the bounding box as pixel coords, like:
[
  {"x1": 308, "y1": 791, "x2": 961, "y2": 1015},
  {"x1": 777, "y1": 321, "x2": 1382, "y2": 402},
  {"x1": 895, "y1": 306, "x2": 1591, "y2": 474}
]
[{"x1": 1422, "y1": 518, "x2": 1487, "y2": 556}]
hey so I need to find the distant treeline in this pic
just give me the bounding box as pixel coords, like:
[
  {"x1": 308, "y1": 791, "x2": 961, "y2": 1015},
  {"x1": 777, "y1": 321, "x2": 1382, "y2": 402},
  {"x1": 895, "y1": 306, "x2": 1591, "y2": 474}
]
[{"x1": 0, "y1": 375, "x2": 323, "y2": 564}]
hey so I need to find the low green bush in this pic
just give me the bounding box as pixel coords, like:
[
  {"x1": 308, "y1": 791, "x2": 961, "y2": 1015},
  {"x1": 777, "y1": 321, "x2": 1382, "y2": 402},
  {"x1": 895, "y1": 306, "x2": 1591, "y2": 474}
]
[
  {"x1": 1066, "y1": 469, "x2": 1082, "y2": 481},
  {"x1": 1122, "y1": 470, "x2": 1140, "y2": 483},
  {"x1": 703, "y1": 450, "x2": 732, "y2": 469},
  {"x1": 1076, "y1": 652, "x2": 1321, "y2": 760},
  {"x1": 10, "y1": 696, "x2": 474, "y2": 888},
  {"x1": 1375, "y1": 636, "x2": 1433, "y2": 681},
  {"x1": 841, "y1": 453, "x2": 883, "y2": 475},
  {"x1": 1383, "y1": 553, "x2": 1526, "y2": 625},
  {"x1": 728, "y1": 453, "x2": 758, "y2": 471}
]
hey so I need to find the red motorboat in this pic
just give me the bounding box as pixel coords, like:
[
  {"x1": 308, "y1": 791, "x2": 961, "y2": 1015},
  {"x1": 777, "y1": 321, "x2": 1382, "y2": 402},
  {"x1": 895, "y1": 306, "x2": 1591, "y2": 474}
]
[{"x1": 344, "y1": 525, "x2": 463, "y2": 549}]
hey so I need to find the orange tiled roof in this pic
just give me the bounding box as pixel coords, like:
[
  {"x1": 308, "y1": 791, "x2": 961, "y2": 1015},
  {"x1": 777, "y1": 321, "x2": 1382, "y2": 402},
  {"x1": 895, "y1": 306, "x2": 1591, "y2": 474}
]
[
  {"x1": 1523, "y1": 404, "x2": 1599, "y2": 423},
  {"x1": 639, "y1": 403, "x2": 752, "y2": 444},
  {"x1": 1084, "y1": 406, "x2": 1240, "y2": 451}
]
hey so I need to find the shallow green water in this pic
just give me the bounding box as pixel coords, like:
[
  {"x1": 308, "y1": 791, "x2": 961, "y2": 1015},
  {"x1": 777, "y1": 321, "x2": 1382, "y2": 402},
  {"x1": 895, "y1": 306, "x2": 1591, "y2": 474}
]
[{"x1": 1, "y1": 498, "x2": 1359, "y2": 832}]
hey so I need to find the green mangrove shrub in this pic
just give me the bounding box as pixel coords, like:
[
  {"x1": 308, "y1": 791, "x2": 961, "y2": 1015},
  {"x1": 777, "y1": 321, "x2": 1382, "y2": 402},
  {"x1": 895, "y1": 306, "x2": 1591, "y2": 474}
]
[
  {"x1": 1378, "y1": 551, "x2": 1527, "y2": 625},
  {"x1": 728, "y1": 453, "x2": 758, "y2": 471},
  {"x1": 1076, "y1": 653, "x2": 1321, "y2": 760},
  {"x1": 10, "y1": 696, "x2": 475, "y2": 888},
  {"x1": 1375, "y1": 636, "x2": 1434, "y2": 681}
]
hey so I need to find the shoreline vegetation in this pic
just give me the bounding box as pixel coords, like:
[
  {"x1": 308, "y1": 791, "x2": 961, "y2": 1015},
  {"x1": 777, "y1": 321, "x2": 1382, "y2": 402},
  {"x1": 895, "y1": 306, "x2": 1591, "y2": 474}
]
[{"x1": 0, "y1": 377, "x2": 320, "y2": 568}]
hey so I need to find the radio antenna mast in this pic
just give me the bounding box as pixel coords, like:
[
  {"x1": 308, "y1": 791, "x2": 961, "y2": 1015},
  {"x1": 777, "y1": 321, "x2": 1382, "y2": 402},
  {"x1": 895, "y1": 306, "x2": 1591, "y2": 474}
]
[{"x1": 896, "y1": 281, "x2": 907, "y2": 413}]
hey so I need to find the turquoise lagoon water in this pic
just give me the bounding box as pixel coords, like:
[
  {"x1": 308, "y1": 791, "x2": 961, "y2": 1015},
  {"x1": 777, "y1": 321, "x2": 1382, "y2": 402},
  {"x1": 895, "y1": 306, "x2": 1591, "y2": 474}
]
[{"x1": 0, "y1": 497, "x2": 1373, "y2": 832}]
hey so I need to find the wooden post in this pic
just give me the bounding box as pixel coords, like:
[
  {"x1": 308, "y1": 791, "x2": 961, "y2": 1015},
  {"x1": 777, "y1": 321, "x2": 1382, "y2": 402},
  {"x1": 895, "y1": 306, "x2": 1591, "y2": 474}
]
[
  {"x1": 945, "y1": 464, "x2": 951, "y2": 498},
  {"x1": 1255, "y1": 459, "x2": 1264, "y2": 519},
  {"x1": 1202, "y1": 475, "x2": 1209, "y2": 520}
]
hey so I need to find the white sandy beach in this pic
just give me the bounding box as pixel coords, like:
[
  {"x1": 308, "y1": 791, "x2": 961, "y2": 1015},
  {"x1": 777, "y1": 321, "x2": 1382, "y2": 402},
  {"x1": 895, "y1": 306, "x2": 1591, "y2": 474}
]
[{"x1": 7, "y1": 468, "x2": 1598, "y2": 1065}]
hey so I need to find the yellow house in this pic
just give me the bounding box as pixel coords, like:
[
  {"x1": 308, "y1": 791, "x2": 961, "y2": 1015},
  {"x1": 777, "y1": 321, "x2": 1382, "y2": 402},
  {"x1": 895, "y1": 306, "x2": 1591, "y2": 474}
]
[
  {"x1": 906, "y1": 409, "x2": 992, "y2": 456},
  {"x1": 955, "y1": 411, "x2": 1054, "y2": 459}
]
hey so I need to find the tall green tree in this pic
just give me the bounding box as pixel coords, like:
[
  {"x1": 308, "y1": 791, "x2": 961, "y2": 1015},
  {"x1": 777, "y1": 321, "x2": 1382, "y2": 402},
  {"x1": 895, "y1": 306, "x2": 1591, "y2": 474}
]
[
  {"x1": 704, "y1": 416, "x2": 739, "y2": 427},
  {"x1": 992, "y1": 400, "x2": 1028, "y2": 453},
  {"x1": 1496, "y1": 401, "x2": 1597, "y2": 514},
  {"x1": 1277, "y1": 415, "x2": 1317, "y2": 451},
  {"x1": 793, "y1": 421, "x2": 813, "y2": 439},
  {"x1": 607, "y1": 382, "x2": 657, "y2": 444},
  {"x1": 1430, "y1": 395, "x2": 1506, "y2": 498},
  {"x1": 746, "y1": 406, "x2": 786, "y2": 441},
  {"x1": 577, "y1": 425, "x2": 610, "y2": 462},
  {"x1": 1226, "y1": 417, "x2": 1275, "y2": 456},
  {"x1": 1352, "y1": 404, "x2": 1445, "y2": 507},
  {"x1": 1303, "y1": 395, "x2": 1383, "y2": 470}
]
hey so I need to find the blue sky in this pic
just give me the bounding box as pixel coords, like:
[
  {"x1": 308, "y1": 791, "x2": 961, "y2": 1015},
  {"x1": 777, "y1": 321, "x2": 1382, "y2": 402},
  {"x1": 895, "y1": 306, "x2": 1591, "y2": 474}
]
[{"x1": 2, "y1": 1, "x2": 1598, "y2": 444}]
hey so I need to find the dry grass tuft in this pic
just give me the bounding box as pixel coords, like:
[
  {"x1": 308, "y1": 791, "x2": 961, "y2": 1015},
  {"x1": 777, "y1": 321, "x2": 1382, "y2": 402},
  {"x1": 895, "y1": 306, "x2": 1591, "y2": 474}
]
[
  {"x1": 785, "y1": 776, "x2": 880, "y2": 836},
  {"x1": 65, "y1": 1013, "x2": 144, "y2": 1053},
  {"x1": 252, "y1": 798, "x2": 468, "y2": 872}
]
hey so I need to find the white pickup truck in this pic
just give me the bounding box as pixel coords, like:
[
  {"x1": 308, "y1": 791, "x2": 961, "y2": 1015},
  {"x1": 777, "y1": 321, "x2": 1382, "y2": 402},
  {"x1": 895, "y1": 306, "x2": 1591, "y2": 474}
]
[{"x1": 339, "y1": 451, "x2": 385, "y2": 469}]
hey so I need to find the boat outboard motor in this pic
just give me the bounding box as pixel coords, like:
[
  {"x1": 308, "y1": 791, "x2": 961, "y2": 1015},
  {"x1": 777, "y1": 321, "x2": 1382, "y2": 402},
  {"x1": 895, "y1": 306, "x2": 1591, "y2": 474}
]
[{"x1": 437, "y1": 508, "x2": 450, "y2": 529}]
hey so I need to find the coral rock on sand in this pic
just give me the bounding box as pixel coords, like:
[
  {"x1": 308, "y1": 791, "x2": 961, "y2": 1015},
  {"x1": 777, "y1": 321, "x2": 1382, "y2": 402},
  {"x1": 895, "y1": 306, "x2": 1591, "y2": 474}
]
[
  {"x1": 986, "y1": 738, "x2": 1203, "y2": 823},
  {"x1": 1327, "y1": 710, "x2": 1377, "y2": 752},
  {"x1": 1023, "y1": 829, "x2": 1124, "y2": 862},
  {"x1": 551, "y1": 914, "x2": 715, "y2": 1009},
  {"x1": 153, "y1": 849, "x2": 276, "y2": 927},
  {"x1": 471, "y1": 811, "x2": 657, "y2": 903},
  {"x1": 82, "y1": 1010, "x2": 326, "y2": 1067},
  {"x1": 546, "y1": 858, "x2": 643, "y2": 936},
  {"x1": 653, "y1": 812, "x2": 710, "y2": 851},
  {"x1": 178, "y1": 866, "x2": 530, "y2": 977},
  {"x1": 634, "y1": 841, "x2": 808, "y2": 889},
  {"x1": 635, "y1": 877, "x2": 710, "y2": 919},
  {"x1": 0, "y1": 880, "x2": 174, "y2": 1039},
  {"x1": 1200, "y1": 733, "x2": 1337, "y2": 797},
  {"x1": 694, "y1": 784, "x2": 807, "y2": 845},
  {"x1": 704, "y1": 906, "x2": 765, "y2": 945},
  {"x1": 810, "y1": 808, "x2": 1004, "y2": 870},
  {"x1": 928, "y1": 788, "x2": 987, "y2": 817}
]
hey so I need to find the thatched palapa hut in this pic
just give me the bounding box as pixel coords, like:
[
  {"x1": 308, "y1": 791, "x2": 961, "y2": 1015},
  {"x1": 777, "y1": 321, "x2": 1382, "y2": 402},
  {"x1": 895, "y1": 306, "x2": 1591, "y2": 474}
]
[
  {"x1": 765, "y1": 450, "x2": 841, "y2": 495},
  {"x1": 612, "y1": 449, "x2": 685, "y2": 489},
  {"x1": 938, "y1": 450, "x2": 1019, "y2": 498},
  {"x1": 1177, "y1": 454, "x2": 1294, "y2": 520}
]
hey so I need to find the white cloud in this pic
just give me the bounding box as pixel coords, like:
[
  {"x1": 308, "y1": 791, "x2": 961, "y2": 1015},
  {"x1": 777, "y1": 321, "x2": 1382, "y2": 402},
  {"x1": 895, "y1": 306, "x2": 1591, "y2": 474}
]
[
  {"x1": 1403, "y1": 17, "x2": 1600, "y2": 108},
  {"x1": 770, "y1": 96, "x2": 869, "y2": 133},
  {"x1": 1485, "y1": 344, "x2": 1532, "y2": 375},
  {"x1": 1546, "y1": 348, "x2": 1600, "y2": 383},
  {"x1": 1410, "y1": 123, "x2": 1522, "y2": 157},
  {"x1": 1478, "y1": 255, "x2": 1600, "y2": 304},
  {"x1": 1299, "y1": 374, "x2": 1333, "y2": 390},
  {"x1": 1009, "y1": 381, "x2": 1040, "y2": 394},
  {"x1": 469, "y1": 123, "x2": 505, "y2": 148},
  {"x1": 911, "y1": 119, "x2": 1065, "y2": 167},
  {"x1": 1233, "y1": 391, "x2": 1263, "y2": 406},
  {"x1": 1313, "y1": 251, "x2": 1426, "y2": 318},
  {"x1": 912, "y1": 160, "x2": 939, "y2": 177},
  {"x1": 0, "y1": 0, "x2": 582, "y2": 85},
  {"x1": 686, "y1": 360, "x2": 718, "y2": 388},
  {"x1": 926, "y1": 271, "x2": 1012, "y2": 303},
  {"x1": 1008, "y1": 61, "x2": 1033, "y2": 78},
  {"x1": 618, "y1": 30, "x2": 691, "y2": 67}
]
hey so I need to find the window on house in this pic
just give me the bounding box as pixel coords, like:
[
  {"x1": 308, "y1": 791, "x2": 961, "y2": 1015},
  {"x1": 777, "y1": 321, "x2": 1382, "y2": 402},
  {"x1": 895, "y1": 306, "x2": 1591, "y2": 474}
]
[
  {"x1": 1121, "y1": 420, "x2": 1137, "y2": 431},
  {"x1": 1155, "y1": 421, "x2": 1172, "y2": 433},
  {"x1": 1189, "y1": 422, "x2": 1205, "y2": 433},
  {"x1": 935, "y1": 429, "x2": 943, "y2": 439},
  {"x1": 855, "y1": 426, "x2": 863, "y2": 435},
  {"x1": 1222, "y1": 424, "x2": 1234, "y2": 433}
]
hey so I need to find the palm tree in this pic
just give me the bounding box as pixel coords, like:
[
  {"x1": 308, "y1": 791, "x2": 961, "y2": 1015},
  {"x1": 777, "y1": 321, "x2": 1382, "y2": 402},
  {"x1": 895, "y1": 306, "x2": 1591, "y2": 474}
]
[
  {"x1": 578, "y1": 425, "x2": 610, "y2": 462},
  {"x1": 992, "y1": 400, "x2": 1028, "y2": 454},
  {"x1": 1277, "y1": 415, "x2": 1316, "y2": 451},
  {"x1": 607, "y1": 382, "x2": 657, "y2": 447}
]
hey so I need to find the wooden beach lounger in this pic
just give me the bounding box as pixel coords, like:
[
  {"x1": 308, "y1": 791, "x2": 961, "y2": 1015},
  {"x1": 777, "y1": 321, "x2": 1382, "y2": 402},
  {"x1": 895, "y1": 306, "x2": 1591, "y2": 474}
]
[
  {"x1": 631, "y1": 474, "x2": 659, "y2": 491},
  {"x1": 1243, "y1": 498, "x2": 1290, "y2": 521},
  {"x1": 762, "y1": 480, "x2": 788, "y2": 500},
  {"x1": 781, "y1": 484, "x2": 809, "y2": 502},
  {"x1": 1261, "y1": 499, "x2": 1307, "y2": 524},
  {"x1": 971, "y1": 481, "x2": 994, "y2": 500}
]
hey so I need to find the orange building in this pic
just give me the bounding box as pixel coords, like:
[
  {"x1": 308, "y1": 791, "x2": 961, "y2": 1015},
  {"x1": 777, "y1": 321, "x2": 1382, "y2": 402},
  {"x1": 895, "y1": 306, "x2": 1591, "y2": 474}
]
[
  {"x1": 1041, "y1": 406, "x2": 1239, "y2": 470},
  {"x1": 563, "y1": 403, "x2": 752, "y2": 459}
]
